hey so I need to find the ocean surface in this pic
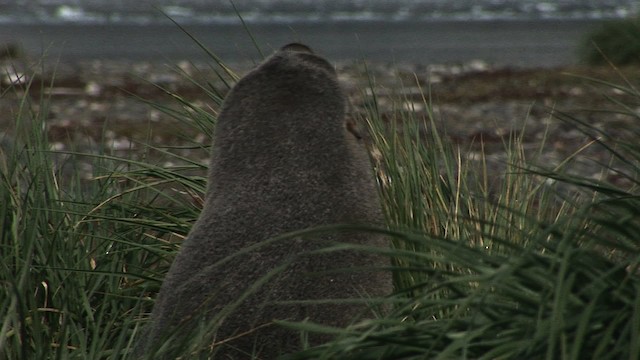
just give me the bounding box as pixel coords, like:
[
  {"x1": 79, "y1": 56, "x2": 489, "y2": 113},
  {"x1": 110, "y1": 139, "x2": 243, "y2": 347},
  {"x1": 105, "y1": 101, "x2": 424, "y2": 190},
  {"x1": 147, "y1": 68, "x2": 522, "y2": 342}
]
[
  {"x1": 2, "y1": 0, "x2": 637, "y2": 24},
  {"x1": 0, "y1": 1, "x2": 637, "y2": 67}
]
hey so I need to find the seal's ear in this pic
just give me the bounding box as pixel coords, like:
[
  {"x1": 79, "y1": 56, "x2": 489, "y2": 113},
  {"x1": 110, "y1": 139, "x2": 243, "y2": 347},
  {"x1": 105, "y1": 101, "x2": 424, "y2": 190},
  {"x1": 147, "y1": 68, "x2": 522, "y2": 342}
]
[
  {"x1": 346, "y1": 118, "x2": 363, "y2": 140},
  {"x1": 280, "y1": 43, "x2": 314, "y2": 54}
]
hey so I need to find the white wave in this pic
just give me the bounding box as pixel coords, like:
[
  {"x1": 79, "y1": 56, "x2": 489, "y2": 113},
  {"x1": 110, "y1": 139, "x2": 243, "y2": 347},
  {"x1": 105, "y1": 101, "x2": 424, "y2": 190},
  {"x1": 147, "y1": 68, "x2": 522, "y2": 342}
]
[
  {"x1": 0, "y1": 1, "x2": 636, "y2": 25},
  {"x1": 54, "y1": 5, "x2": 106, "y2": 24}
]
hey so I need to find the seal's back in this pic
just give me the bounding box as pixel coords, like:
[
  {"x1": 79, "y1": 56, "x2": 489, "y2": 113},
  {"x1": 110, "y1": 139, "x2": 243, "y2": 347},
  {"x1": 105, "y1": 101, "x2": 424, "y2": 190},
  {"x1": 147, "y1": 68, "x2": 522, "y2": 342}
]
[{"x1": 138, "y1": 44, "x2": 391, "y2": 359}]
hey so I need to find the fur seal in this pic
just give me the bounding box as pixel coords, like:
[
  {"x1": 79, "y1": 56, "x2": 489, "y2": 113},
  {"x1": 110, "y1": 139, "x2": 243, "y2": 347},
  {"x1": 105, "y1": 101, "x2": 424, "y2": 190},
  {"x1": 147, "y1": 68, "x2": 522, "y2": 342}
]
[{"x1": 137, "y1": 43, "x2": 391, "y2": 359}]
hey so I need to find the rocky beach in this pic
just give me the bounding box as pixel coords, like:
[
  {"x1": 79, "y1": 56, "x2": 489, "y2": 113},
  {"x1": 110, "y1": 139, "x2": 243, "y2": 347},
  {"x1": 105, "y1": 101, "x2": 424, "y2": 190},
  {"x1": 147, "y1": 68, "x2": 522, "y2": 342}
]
[{"x1": 2, "y1": 54, "x2": 638, "y2": 192}]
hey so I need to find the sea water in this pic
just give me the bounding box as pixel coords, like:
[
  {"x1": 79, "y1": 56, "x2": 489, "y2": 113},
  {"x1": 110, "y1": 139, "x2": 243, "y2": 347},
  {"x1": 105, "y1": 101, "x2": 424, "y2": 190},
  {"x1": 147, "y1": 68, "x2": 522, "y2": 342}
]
[{"x1": 0, "y1": 0, "x2": 637, "y2": 66}]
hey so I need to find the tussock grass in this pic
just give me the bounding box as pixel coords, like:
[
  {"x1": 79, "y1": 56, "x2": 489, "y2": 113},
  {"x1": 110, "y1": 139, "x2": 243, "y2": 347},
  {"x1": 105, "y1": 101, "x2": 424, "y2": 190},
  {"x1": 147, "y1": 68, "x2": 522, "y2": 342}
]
[
  {"x1": 0, "y1": 60, "x2": 223, "y2": 358},
  {"x1": 2, "y1": 44, "x2": 640, "y2": 359}
]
